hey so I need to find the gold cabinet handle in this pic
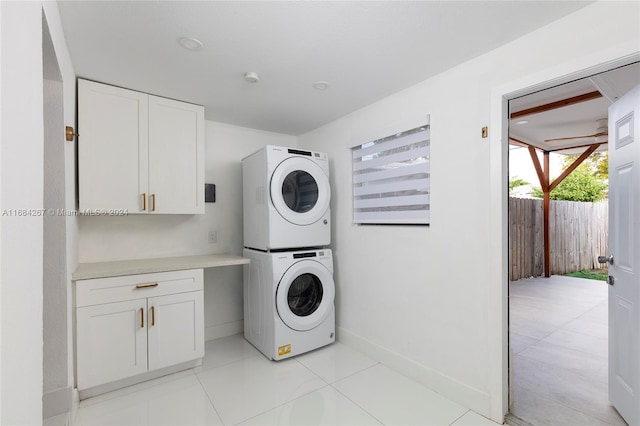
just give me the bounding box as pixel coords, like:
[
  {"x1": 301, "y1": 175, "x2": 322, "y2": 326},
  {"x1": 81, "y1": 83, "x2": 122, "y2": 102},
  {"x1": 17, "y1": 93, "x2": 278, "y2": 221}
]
[
  {"x1": 140, "y1": 307, "x2": 144, "y2": 328},
  {"x1": 151, "y1": 306, "x2": 155, "y2": 326},
  {"x1": 142, "y1": 193, "x2": 147, "y2": 211},
  {"x1": 135, "y1": 282, "x2": 158, "y2": 289},
  {"x1": 151, "y1": 194, "x2": 156, "y2": 212}
]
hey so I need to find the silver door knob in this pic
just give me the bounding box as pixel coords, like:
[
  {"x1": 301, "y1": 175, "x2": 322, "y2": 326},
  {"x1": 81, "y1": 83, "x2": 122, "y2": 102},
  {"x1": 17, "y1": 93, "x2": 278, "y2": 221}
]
[{"x1": 598, "y1": 255, "x2": 614, "y2": 265}]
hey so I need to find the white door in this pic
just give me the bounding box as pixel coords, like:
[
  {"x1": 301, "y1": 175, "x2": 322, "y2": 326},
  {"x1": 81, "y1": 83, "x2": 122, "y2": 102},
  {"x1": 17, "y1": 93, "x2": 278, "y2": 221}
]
[
  {"x1": 76, "y1": 299, "x2": 148, "y2": 390},
  {"x1": 78, "y1": 79, "x2": 149, "y2": 212},
  {"x1": 608, "y1": 84, "x2": 640, "y2": 425},
  {"x1": 148, "y1": 96, "x2": 204, "y2": 214},
  {"x1": 147, "y1": 291, "x2": 204, "y2": 371}
]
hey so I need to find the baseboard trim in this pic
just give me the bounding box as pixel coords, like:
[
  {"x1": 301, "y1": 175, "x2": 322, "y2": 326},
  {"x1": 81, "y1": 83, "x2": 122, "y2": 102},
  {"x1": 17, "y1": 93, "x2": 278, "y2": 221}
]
[
  {"x1": 43, "y1": 386, "x2": 72, "y2": 419},
  {"x1": 205, "y1": 320, "x2": 243, "y2": 341},
  {"x1": 337, "y1": 326, "x2": 492, "y2": 419},
  {"x1": 78, "y1": 359, "x2": 202, "y2": 400}
]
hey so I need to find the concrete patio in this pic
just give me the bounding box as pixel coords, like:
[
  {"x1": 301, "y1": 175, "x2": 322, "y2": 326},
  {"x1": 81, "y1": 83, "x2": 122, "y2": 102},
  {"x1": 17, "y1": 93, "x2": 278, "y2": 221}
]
[{"x1": 509, "y1": 275, "x2": 626, "y2": 425}]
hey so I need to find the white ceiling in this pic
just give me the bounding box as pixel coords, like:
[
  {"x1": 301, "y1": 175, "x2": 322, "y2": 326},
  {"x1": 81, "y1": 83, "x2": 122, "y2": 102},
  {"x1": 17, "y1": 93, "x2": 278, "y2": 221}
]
[
  {"x1": 57, "y1": 1, "x2": 594, "y2": 136},
  {"x1": 509, "y1": 62, "x2": 640, "y2": 154}
]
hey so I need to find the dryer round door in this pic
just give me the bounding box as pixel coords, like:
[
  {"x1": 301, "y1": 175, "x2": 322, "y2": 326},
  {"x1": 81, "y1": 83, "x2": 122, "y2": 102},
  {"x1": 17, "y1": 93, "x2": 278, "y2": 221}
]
[
  {"x1": 270, "y1": 157, "x2": 330, "y2": 226},
  {"x1": 276, "y1": 260, "x2": 335, "y2": 331}
]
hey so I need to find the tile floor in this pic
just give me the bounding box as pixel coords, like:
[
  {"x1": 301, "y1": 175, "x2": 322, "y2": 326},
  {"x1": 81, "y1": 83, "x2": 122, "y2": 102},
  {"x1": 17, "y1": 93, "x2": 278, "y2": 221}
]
[
  {"x1": 47, "y1": 335, "x2": 499, "y2": 426},
  {"x1": 509, "y1": 275, "x2": 626, "y2": 426}
]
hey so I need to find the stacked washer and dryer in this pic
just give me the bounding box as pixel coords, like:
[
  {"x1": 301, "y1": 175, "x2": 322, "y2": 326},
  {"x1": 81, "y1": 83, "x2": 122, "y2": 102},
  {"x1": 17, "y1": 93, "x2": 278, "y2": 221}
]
[{"x1": 242, "y1": 146, "x2": 335, "y2": 360}]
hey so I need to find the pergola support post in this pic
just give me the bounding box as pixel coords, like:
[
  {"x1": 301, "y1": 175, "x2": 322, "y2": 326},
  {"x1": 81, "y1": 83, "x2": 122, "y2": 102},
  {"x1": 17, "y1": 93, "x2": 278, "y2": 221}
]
[
  {"x1": 521, "y1": 142, "x2": 602, "y2": 278},
  {"x1": 543, "y1": 152, "x2": 551, "y2": 277}
]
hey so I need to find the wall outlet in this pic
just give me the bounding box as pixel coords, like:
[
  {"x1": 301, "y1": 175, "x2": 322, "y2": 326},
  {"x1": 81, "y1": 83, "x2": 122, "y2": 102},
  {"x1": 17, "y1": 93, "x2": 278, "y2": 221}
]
[{"x1": 208, "y1": 230, "x2": 217, "y2": 244}]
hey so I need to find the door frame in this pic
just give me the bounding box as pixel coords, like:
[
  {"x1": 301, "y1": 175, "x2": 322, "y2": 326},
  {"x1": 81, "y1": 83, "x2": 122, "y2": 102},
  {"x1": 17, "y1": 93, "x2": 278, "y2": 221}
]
[{"x1": 487, "y1": 48, "x2": 640, "y2": 421}]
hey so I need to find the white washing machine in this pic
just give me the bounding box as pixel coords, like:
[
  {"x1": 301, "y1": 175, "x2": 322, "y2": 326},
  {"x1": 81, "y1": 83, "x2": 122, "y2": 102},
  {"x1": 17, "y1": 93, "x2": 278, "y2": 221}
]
[
  {"x1": 242, "y1": 145, "x2": 331, "y2": 251},
  {"x1": 243, "y1": 248, "x2": 335, "y2": 360}
]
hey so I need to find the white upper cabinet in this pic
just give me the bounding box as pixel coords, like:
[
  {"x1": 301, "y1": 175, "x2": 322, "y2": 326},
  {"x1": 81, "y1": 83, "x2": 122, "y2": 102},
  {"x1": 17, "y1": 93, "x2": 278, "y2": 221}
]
[{"x1": 78, "y1": 79, "x2": 205, "y2": 214}]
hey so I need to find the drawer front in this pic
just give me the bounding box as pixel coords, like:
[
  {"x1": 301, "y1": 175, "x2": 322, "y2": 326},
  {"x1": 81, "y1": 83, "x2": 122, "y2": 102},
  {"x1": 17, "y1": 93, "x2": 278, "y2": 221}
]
[{"x1": 76, "y1": 269, "x2": 203, "y2": 307}]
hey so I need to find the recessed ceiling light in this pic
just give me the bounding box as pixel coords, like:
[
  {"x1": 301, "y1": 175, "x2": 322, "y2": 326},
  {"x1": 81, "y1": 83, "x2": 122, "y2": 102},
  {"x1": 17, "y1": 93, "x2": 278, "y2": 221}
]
[
  {"x1": 178, "y1": 37, "x2": 203, "y2": 52},
  {"x1": 516, "y1": 120, "x2": 529, "y2": 125},
  {"x1": 244, "y1": 72, "x2": 260, "y2": 83},
  {"x1": 312, "y1": 81, "x2": 330, "y2": 91}
]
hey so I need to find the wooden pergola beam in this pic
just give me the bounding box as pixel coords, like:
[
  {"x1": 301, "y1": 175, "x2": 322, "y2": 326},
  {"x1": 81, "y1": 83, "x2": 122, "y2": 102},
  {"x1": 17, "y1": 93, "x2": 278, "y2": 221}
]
[
  {"x1": 548, "y1": 144, "x2": 600, "y2": 192},
  {"x1": 510, "y1": 91, "x2": 602, "y2": 119},
  {"x1": 509, "y1": 137, "x2": 529, "y2": 148},
  {"x1": 528, "y1": 146, "x2": 548, "y2": 191},
  {"x1": 510, "y1": 137, "x2": 607, "y2": 153},
  {"x1": 546, "y1": 141, "x2": 607, "y2": 153}
]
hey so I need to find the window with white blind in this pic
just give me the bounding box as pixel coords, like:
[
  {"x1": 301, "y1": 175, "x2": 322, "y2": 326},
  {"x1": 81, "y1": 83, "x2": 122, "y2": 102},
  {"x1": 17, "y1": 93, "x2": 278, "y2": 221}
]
[{"x1": 352, "y1": 122, "x2": 430, "y2": 225}]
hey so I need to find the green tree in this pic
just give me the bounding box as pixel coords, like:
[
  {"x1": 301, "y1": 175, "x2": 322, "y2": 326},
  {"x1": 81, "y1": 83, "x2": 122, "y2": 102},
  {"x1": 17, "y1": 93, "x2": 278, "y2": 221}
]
[
  {"x1": 531, "y1": 164, "x2": 608, "y2": 202},
  {"x1": 509, "y1": 177, "x2": 529, "y2": 194},
  {"x1": 562, "y1": 152, "x2": 608, "y2": 179},
  {"x1": 592, "y1": 152, "x2": 608, "y2": 179}
]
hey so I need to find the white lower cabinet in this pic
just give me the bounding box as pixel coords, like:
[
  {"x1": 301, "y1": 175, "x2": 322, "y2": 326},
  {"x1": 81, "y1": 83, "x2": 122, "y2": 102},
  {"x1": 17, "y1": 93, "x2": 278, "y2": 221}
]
[{"x1": 76, "y1": 269, "x2": 204, "y2": 391}]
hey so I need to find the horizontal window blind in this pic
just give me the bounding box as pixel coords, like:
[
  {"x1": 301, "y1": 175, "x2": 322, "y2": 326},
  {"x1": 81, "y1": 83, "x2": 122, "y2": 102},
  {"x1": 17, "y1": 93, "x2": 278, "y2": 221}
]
[{"x1": 352, "y1": 123, "x2": 430, "y2": 225}]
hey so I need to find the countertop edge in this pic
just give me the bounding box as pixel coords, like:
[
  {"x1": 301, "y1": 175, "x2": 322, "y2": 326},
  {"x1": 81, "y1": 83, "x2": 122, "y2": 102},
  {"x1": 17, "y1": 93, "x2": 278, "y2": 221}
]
[{"x1": 73, "y1": 254, "x2": 250, "y2": 281}]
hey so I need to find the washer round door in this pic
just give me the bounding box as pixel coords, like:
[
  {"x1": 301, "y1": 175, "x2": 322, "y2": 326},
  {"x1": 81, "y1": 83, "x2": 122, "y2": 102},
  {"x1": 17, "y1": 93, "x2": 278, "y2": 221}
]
[
  {"x1": 270, "y1": 157, "x2": 330, "y2": 225},
  {"x1": 276, "y1": 260, "x2": 335, "y2": 331}
]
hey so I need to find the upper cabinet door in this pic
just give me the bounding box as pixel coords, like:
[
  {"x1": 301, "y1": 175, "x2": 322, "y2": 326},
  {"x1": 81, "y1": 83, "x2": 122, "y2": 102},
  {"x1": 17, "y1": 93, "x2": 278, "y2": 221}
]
[
  {"x1": 78, "y1": 80, "x2": 205, "y2": 214},
  {"x1": 78, "y1": 79, "x2": 149, "y2": 212},
  {"x1": 148, "y1": 96, "x2": 204, "y2": 214}
]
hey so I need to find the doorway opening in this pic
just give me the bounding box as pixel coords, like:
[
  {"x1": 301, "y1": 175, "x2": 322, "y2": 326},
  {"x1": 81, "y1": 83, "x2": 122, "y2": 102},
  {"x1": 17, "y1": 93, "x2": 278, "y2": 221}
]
[{"x1": 506, "y1": 62, "x2": 639, "y2": 425}]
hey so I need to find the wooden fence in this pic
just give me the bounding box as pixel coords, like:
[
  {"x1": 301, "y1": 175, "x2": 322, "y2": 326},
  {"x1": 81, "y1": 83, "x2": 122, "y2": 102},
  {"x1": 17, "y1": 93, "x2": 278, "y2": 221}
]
[{"x1": 509, "y1": 197, "x2": 608, "y2": 281}]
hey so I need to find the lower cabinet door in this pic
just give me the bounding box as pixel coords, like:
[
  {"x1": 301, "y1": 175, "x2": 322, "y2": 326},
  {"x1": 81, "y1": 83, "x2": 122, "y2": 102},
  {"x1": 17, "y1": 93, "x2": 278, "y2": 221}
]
[
  {"x1": 77, "y1": 299, "x2": 148, "y2": 390},
  {"x1": 147, "y1": 290, "x2": 204, "y2": 371}
]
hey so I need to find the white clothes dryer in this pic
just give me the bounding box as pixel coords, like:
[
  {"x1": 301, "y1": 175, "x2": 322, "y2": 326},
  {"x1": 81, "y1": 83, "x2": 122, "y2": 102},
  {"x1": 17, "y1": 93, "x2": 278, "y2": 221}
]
[
  {"x1": 242, "y1": 145, "x2": 331, "y2": 251},
  {"x1": 243, "y1": 248, "x2": 335, "y2": 360}
]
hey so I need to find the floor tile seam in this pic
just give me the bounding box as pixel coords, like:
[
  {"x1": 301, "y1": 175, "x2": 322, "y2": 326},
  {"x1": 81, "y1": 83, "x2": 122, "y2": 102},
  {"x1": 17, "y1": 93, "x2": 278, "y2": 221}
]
[
  {"x1": 508, "y1": 328, "x2": 555, "y2": 341},
  {"x1": 447, "y1": 408, "x2": 471, "y2": 425},
  {"x1": 294, "y1": 356, "x2": 382, "y2": 386},
  {"x1": 513, "y1": 343, "x2": 607, "y2": 365},
  {"x1": 515, "y1": 380, "x2": 613, "y2": 419},
  {"x1": 328, "y1": 362, "x2": 470, "y2": 425},
  {"x1": 557, "y1": 324, "x2": 608, "y2": 340},
  {"x1": 520, "y1": 338, "x2": 609, "y2": 360},
  {"x1": 568, "y1": 314, "x2": 610, "y2": 328},
  {"x1": 321, "y1": 361, "x2": 382, "y2": 386},
  {"x1": 328, "y1": 380, "x2": 385, "y2": 426},
  {"x1": 512, "y1": 388, "x2": 616, "y2": 426},
  {"x1": 514, "y1": 352, "x2": 609, "y2": 385},
  {"x1": 293, "y1": 358, "x2": 332, "y2": 384},
  {"x1": 575, "y1": 307, "x2": 610, "y2": 323},
  {"x1": 543, "y1": 316, "x2": 605, "y2": 339},
  {"x1": 230, "y1": 383, "x2": 334, "y2": 426},
  {"x1": 194, "y1": 353, "x2": 263, "y2": 377},
  {"x1": 509, "y1": 296, "x2": 600, "y2": 309},
  {"x1": 510, "y1": 331, "x2": 546, "y2": 346},
  {"x1": 192, "y1": 368, "x2": 226, "y2": 425},
  {"x1": 536, "y1": 337, "x2": 608, "y2": 359}
]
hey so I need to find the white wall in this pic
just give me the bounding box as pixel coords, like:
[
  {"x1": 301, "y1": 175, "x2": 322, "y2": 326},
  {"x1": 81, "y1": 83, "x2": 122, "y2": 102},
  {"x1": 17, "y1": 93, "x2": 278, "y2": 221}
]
[
  {"x1": 298, "y1": 1, "x2": 640, "y2": 421},
  {"x1": 1, "y1": 2, "x2": 44, "y2": 424},
  {"x1": 78, "y1": 121, "x2": 296, "y2": 339},
  {"x1": 1, "y1": 2, "x2": 77, "y2": 422}
]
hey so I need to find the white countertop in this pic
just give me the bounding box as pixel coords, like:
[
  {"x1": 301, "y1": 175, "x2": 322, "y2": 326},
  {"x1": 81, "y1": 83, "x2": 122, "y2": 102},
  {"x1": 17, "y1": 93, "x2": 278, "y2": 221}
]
[{"x1": 73, "y1": 253, "x2": 250, "y2": 281}]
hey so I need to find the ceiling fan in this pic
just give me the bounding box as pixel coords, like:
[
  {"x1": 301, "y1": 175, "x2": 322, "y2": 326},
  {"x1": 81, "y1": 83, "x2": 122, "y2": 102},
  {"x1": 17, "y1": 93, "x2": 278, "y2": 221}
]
[{"x1": 545, "y1": 118, "x2": 608, "y2": 143}]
